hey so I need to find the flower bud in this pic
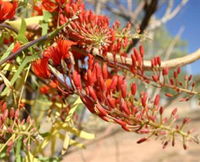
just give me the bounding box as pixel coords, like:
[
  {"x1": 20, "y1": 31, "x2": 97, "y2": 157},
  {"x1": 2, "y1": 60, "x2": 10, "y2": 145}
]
[
  {"x1": 131, "y1": 83, "x2": 137, "y2": 95},
  {"x1": 156, "y1": 56, "x2": 161, "y2": 66},
  {"x1": 159, "y1": 106, "x2": 164, "y2": 115},
  {"x1": 182, "y1": 117, "x2": 191, "y2": 125},
  {"x1": 99, "y1": 76, "x2": 106, "y2": 92},
  {"x1": 174, "y1": 71, "x2": 178, "y2": 78},
  {"x1": 109, "y1": 75, "x2": 118, "y2": 91},
  {"x1": 87, "y1": 69, "x2": 95, "y2": 85},
  {"x1": 154, "y1": 94, "x2": 160, "y2": 107},
  {"x1": 1, "y1": 102, "x2": 7, "y2": 113},
  {"x1": 165, "y1": 93, "x2": 173, "y2": 97},
  {"x1": 2, "y1": 109, "x2": 8, "y2": 122},
  {"x1": 188, "y1": 75, "x2": 192, "y2": 81},
  {"x1": 163, "y1": 141, "x2": 168, "y2": 149},
  {"x1": 72, "y1": 70, "x2": 82, "y2": 90},
  {"x1": 162, "y1": 67, "x2": 169, "y2": 76},
  {"x1": 88, "y1": 86, "x2": 97, "y2": 101},
  {"x1": 9, "y1": 107, "x2": 15, "y2": 119},
  {"x1": 152, "y1": 75, "x2": 159, "y2": 82},
  {"x1": 139, "y1": 45, "x2": 144, "y2": 57},
  {"x1": 81, "y1": 96, "x2": 95, "y2": 113},
  {"x1": 177, "y1": 67, "x2": 181, "y2": 74},
  {"x1": 95, "y1": 104, "x2": 108, "y2": 116},
  {"x1": 102, "y1": 63, "x2": 108, "y2": 79},
  {"x1": 137, "y1": 137, "x2": 147, "y2": 144},
  {"x1": 107, "y1": 96, "x2": 116, "y2": 108},
  {"x1": 121, "y1": 124, "x2": 130, "y2": 131},
  {"x1": 120, "y1": 83, "x2": 127, "y2": 98},
  {"x1": 171, "y1": 108, "x2": 178, "y2": 116},
  {"x1": 114, "y1": 118, "x2": 127, "y2": 126},
  {"x1": 94, "y1": 63, "x2": 102, "y2": 79},
  {"x1": 120, "y1": 99, "x2": 130, "y2": 115},
  {"x1": 141, "y1": 92, "x2": 147, "y2": 107}
]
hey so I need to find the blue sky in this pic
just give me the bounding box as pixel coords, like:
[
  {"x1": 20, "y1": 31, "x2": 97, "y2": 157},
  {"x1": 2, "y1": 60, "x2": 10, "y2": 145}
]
[{"x1": 161, "y1": 0, "x2": 200, "y2": 74}]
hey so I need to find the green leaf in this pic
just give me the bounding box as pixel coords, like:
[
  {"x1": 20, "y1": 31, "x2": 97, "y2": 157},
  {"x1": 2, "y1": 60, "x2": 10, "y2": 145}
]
[
  {"x1": 66, "y1": 96, "x2": 82, "y2": 121},
  {"x1": 1, "y1": 54, "x2": 39, "y2": 96},
  {"x1": 16, "y1": 137, "x2": 22, "y2": 162},
  {"x1": 17, "y1": 18, "x2": 28, "y2": 43},
  {"x1": 6, "y1": 16, "x2": 43, "y2": 31},
  {"x1": 61, "y1": 132, "x2": 70, "y2": 155},
  {"x1": 0, "y1": 43, "x2": 14, "y2": 61},
  {"x1": 40, "y1": 132, "x2": 50, "y2": 138},
  {"x1": 41, "y1": 11, "x2": 52, "y2": 36},
  {"x1": 78, "y1": 130, "x2": 95, "y2": 140},
  {"x1": 69, "y1": 139, "x2": 85, "y2": 149},
  {"x1": 0, "y1": 71, "x2": 12, "y2": 91},
  {"x1": 24, "y1": 152, "x2": 40, "y2": 162},
  {"x1": 0, "y1": 32, "x2": 3, "y2": 45},
  {"x1": 64, "y1": 125, "x2": 95, "y2": 140},
  {"x1": 2, "y1": 63, "x2": 18, "y2": 73}
]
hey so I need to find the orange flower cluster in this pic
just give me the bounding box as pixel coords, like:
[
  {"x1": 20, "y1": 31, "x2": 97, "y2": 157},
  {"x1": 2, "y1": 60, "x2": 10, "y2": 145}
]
[
  {"x1": 0, "y1": 0, "x2": 18, "y2": 22},
  {"x1": 31, "y1": 0, "x2": 197, "y2": 149},
  {"x1": 33, "y1": 0, "x2": 132, "y2": 54},
  {"x1": 32, "y1": 39, "x2": 75, "y2": 78}
]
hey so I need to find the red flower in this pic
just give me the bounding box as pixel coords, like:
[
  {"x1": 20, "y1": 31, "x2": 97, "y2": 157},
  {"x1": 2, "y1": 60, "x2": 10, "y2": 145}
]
[
  {"x1": 40, "y1": 80, "x2": 58, "y2": 94},
  {"x1": 44, "y1": 40, "x2": 76, "y2": 65},
  {"x1": 32, "y1": 58, "x2": 51, "y2": 78},
  {"x1": 42, "y1": 0, "x2": 83, "y2": 13},
  {"x1": 64, "y1": 10, "x2": 112, "y2": 50},
  {"x1": 12, "y1": 42, "x2": 21, "y2": 53},
  {"x1": 0, "y1": 0, "x2": 18, "y2": 22},
  {"x1": 42, "y1": 0, "x2": 58, "y2": 12}
]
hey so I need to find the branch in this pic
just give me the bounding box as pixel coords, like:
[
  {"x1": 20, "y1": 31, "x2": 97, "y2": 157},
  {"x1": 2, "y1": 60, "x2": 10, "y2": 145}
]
[
  {"x1": 0, "y1": 15, "x2": 79, "y2": 66},
  {"x1": 149, "y1": 0, "x2": 188, "y2": 30},
  {"x1": 0, "y1": 35, "x2": 48, "y2": 66},
  {"x1": 0, "y1": 23, "x2": 18, "y2": 33},
  {"x1": 72, "y1": 46, "x2": 200, "y2": 71},
  {"x1": 127, "y1": 0, "x2": 159, "y2": 52}
]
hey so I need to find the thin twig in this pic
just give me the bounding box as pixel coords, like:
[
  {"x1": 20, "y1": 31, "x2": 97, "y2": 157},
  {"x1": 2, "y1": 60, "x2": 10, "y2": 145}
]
[
  {"x1": 0, "y1": 23, "x2": 18, "y2": 33},
  {"x1": 0, "y1": 15, "x2": 79, "y2": 66},
  {"x1": 149, "y1": 0, "x2": 188, "y2": 30}
]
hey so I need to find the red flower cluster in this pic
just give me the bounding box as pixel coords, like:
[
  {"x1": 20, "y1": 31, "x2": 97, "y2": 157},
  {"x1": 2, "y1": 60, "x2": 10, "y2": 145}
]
[
  {"x1": 30, "y1": 0, "x2": 198, "y2": 149},
  {"x1": 69, "y1": 54, "x2": 194, "y2": 149},
  {"x1": 32, "y1": 39, "x2": 75, "y2": 78},
  {"x1": 34, "y1": 0, "x2": 132, "y2": 54},
  {"x1": 0, "y1": 101, "x2": 34, "y2": 155},
  {"x1": 0, "y1": 0, "x2": 18, "y2": 22}
]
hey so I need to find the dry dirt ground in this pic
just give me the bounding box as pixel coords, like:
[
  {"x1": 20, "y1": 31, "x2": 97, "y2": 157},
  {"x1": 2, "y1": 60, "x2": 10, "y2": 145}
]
[{"x1": 62, "y1": 102, "x2": 200, "y2": 162}]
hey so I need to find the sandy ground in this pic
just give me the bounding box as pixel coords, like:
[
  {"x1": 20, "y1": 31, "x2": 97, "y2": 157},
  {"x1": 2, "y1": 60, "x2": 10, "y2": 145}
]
[{"x1": 63, "y1": 128, "x2": 200, "y2": 162}]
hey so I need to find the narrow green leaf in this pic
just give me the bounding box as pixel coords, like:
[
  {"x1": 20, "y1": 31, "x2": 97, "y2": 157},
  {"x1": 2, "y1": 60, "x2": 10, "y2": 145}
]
[
  {"x1": 0, "y1": 33, "x2": 4, "y2": 45},
  {"x1": 62, "y1": 133, "x2": 70, "y2": 155},
  {"x1": 6, "y1": 16, "x2": 43, "y2": 31},
  {"x1": 69, "y1": 139, "x2": 85, "y2": 149},
  {"x1": 0, "y1": 71, "x2": 12, "y2": 91},
  {"x1": 16, "y1": 137, "x2": 22, "y2": 162},
  {"x1": 65, "y1": 125, "x2": 95, "y2": 140},
  {"x1": 41, "y1": 11, "x2": 52, "y2": 36},
  {"x1": 66, "y1": 97, "x2": 82, "y2": 121},
  {"x1": 0, "y1": 43, "x2": 14, "y2": 61},
  {"x1": 2, "y1": 63, "x2": 17, "y2": 72},
  {"x1": 17, "y1": 18, "x2": 28, "y2": 43},
  {"x1": 24, "y1": 152, "x2": 40, "y2": 162},
  {"x1": 1, "y1": 54, "x2": 39, "y2": 96}
]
